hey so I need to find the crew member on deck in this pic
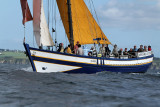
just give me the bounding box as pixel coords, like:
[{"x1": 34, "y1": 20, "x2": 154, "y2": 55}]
[
  {"x1": 133, "y1": 45, "x2": 137, "y2": 52},
  {"x1": 66, "y1": 44, "x2": 72, "y2": 54},
  {"x1": 99, "y1": 44, "x2": 105, "y2": 57},
  {"x1": 137, "y1": 45, "x2": 144, "y2": 52},
  {"x1": 77, "y1": 44, "x2": 84, "y2": 55},
  {"x1": 105, "y1": 44, "x2": 111, "y2": 57},
  {"x1": 118, "y1": 48, "x2": 123, "y2": 56},
  {"x1": 123, "y1": 48, "x2": 128, "y2": 55},
  {"x1": 57, "y1": 43, "x2": 64, "y2": 53},
  {"x1": 74, "y1": 41, "x2": 80, "y2": 54},
  {"x1": 128, "y1": 48, "x2": 134, "y2": 58},
  {"x1": 144, "y1": 46, "x2": 148, "y2": 52},
  {"x1": 148, "y1": 46, "x2": 152, "y2": 51},
  {"x1": 88, "y1": 46, "x2": 97, "y2": 56},
  {"x1": 112, "y1": 44, "x2": 119, "y2": 57}
]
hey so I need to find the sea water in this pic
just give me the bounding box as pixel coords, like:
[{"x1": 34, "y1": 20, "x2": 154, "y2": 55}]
[{"x1": 0, "y1": 64, "x2": 160, "y2": 107}]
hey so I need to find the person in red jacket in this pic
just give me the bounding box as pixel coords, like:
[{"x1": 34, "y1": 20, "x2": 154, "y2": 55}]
[{"x1": 148, "y1": 46, "x2": 152, "y2": 51}]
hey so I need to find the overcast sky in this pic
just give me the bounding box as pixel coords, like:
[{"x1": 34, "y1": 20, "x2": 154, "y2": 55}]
[{"x1": 0, "y1": 0, "x2": 160, "y2": 57}]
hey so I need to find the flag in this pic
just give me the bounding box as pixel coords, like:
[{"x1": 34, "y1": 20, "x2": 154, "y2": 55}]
[{"x1": 20, "y1": 0, "x2": 33, "y2": 25}]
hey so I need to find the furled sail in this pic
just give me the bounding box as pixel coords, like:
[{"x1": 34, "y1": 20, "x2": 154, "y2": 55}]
[
  {"x1": 56, "y1": 0, "x2": 111, "y2": 45},
  {"x1": 33, "y1": 0, "x2": 54, "y2": 47},
  {"x1": 20, "y1": 0, "x2": 33, "y2": 25}
]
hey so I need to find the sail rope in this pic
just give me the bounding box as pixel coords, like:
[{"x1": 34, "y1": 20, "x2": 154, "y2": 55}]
[
  {"x1": 88, "y1": 0, "x2": 98, "y2": 43},
  {"x1": 47, "y1": 0, "x2": 52, "y2": 50},
  {"x1": 54, "y1": 0, "x2": 57, "y2": 50},
  {"x1": 51, "y1": 0, "x2": 54, "y2": 50},
  {"x1": 86, "y1": 0, "x2": 96, "y2": 44},
  {"x1": 90, "y1": 0, "x2": 105, "y2": 44}
]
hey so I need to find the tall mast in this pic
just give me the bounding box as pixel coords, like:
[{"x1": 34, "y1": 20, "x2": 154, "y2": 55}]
[{"x1": 67, "y1": 0, "x2": 74, "y2": 50}]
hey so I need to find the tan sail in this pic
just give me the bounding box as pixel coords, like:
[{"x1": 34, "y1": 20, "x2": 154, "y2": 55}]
[
  {"x1": 33, "y1": 0, "x2": 54, "y2": 47},
  {"x1": 20, "y1": 0, "x2": 33, "y2": 25},
  {"x1": 56, "y1": 0, "x2": 111, "y2": 45}
]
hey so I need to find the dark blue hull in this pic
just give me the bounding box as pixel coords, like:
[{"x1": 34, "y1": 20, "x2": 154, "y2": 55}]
[{"x1": 24, "y1": 43, "x2": 153, "y2": 74}]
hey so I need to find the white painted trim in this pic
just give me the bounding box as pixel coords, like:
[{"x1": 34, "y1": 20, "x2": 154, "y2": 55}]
[
  {"x1": 31, "y1": 50, "x2": 153, "y2": 67},
  {"x1": 34, "y1": 61, "x2": 82, "y2": 73}
]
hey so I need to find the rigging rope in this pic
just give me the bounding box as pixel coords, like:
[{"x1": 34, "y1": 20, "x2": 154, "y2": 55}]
[
  {"x1": 51, "y1": 0, "x2": 54, "y2": 50},
  {"x1": 86, "y1": 0, "x2": 95, "y2": 43},
  {"x1": 88, "y1": 0, "x2": 98, "y2": 42},
  {"x1": 54, "y1": 0, "x2": 57, "y2": 49},
  {"x1": 90, "y1": 0, "x2": 105, "y2": 44}
]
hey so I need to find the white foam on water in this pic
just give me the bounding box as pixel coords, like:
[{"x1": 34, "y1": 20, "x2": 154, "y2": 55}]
[
  {"x1": 21, "y1": 67, "x2": 32, "y2": 72},
  {"x1": 156, "y1": 72, "x2": 160, "y2": 75}
]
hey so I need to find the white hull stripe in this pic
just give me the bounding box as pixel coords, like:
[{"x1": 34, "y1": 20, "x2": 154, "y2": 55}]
[
  {"x1": 33, "y1": 60, "x2": 82, "y2": 73},
  {"x1": 31, "y1": 50, "x2": 97, "y2": 64},
  {"x1": 30, "y1": 50, "x2": 153, "y2": 67}
]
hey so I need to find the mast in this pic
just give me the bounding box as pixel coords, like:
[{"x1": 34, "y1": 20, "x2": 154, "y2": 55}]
[{"x1": 67, "y1": 0, "x2": 74, "y2": 50}]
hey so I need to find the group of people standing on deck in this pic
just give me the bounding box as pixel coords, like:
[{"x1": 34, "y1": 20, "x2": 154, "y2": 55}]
[
  {"x1": 112, "y1": 45, "x2": 152, "y2": 58},
  {"x1": 57, "y1": 41, "x2": 152, "y2": 58},
  {"x1": 57, "y1": 41, "x2": 84, "y2": 55}
]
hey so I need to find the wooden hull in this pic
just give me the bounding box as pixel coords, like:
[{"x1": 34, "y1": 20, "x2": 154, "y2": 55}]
[{"x1": 24, "y1": 43, "x2": 153, "y2": 74}]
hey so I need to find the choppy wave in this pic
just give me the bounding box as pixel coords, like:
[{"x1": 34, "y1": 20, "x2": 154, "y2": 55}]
[{"x1": 0, "y1": 64, "x2": 160, "y2": 107}]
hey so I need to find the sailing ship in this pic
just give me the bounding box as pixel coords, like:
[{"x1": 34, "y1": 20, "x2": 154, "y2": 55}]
[{"x1": 20, "y1": 0, "x2": 154, "y2": 73}]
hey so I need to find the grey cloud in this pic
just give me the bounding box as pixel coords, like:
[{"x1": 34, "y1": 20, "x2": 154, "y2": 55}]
[{"x1": 96, "y1": 0, "x2": 160, "y2": 30}]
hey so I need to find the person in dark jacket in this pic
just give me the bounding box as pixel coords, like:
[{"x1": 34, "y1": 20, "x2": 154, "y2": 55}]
[
  {"x1": 128, "y1": 48, "x2": 135, "y2": 58},
  {"x1": 137, "y1": 45, "x2": 144, "y2": 52},
  {"x1": 105, "y1": 44, "x2": 111, "y2": 57},
  {"x1": 123, "y1": 48, "x2": 128, "y2": 55},
  {"x1": 118, "y1": 48, "x2": 123, "y2": 56},
  {"x1": 57, "y1": 43, "x2": 64, "y2": 53}
]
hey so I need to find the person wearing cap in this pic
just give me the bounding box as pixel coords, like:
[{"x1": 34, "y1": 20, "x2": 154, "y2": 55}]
[{"x1": 74, "y1": 41, "x2": 80, "y2": 54}]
